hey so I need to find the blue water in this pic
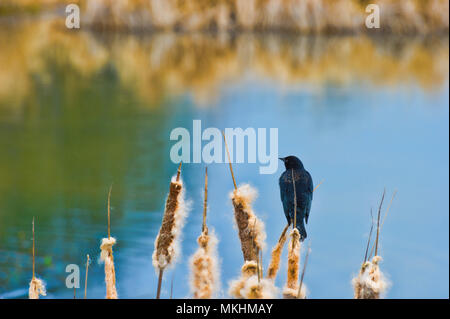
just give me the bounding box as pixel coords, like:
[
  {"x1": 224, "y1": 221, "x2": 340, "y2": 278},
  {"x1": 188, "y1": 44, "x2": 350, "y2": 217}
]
[{"x1": 0, "y1": 31, "x2": 448, "y2": 299}]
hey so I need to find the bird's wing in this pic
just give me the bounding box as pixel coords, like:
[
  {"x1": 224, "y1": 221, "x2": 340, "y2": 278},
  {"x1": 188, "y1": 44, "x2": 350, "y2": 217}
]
[
  {"x1": 305, "y1": 171, "x2": 313, "y2": 224},
  {"x1": 304, "y1": 193, "x2": 312, "y2": 224},
  {"x1": 279, "y1": 172, "x2": 294, "y2": 223}
]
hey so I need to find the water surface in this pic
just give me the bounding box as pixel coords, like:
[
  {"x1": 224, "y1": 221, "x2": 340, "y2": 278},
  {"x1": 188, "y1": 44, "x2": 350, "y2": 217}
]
[{"x1": 0, "y1": 20, "x2": 448, "y2": 298}]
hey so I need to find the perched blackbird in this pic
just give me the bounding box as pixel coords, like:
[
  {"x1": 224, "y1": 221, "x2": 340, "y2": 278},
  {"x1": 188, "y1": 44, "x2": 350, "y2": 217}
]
[{"x1": 279, "y1": 156, "x2": 313, "y2": 241}]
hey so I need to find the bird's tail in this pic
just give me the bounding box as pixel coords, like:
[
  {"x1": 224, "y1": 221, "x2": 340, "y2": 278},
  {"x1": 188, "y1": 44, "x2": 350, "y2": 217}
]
[{"x1": 296, "y1": 221, "x2": 307, "y2": 242}]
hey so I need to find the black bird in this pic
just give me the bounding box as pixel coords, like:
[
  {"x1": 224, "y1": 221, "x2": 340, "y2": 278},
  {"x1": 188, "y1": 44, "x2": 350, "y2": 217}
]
[{"x1": 279, "y1": 156, "x2": 313, "y2": 241}]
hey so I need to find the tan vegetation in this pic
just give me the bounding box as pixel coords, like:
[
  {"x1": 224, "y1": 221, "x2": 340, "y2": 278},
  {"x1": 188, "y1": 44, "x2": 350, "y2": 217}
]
[
  {"x1": 99, "y1": 186, "x2": 118, "y2": 299},
  {"x1": 0, "y1": 20, "x2": 447, "y2": 110},
  {"x1": 76, "y1": 0, "x2": 449, "y2": 33},
  {"x1": 189, "y1": 168, "x2": 220, "y2": 299},
  {"x1": 152, "y1": 163, "x2": 189, "y2": 298}
]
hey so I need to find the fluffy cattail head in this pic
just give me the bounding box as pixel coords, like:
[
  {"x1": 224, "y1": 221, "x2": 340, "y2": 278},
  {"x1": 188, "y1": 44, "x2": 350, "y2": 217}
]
[
  {"x1": 353, "y1": 255, "x2": 389, "y2": 299},
  {"x1": 153, "y1": 176, "x2": 189, "y2": 270},
  {"x1": 241, "y1": 276, "x2": 279, "y2": 299},
  {"x1": 100, "y1": 237, "x2": 116, "y2": 261},
  {"x1": 100, "y1": 237, "x2": 118, "y2": 299},
  {"x1": 189, "y1": 230, "x2": 220, "y2": 299},
  {"x1": 286, "y1": 229, "x2": 301, "y2": 287},
  {"x1": 230, "y1": 184, "x2": 267, "y2": 262},
  {"x1": 29, "y1": 277, "x2": 46, "y2": 299},
  {"x1": 229, "y1": 260, "x2": 279, "y2": 299},
  {"x1": 283, "y1": 228, "x2": 303, "y2": 298},
  {"x1": 266, "y1": 224, "x2": 289, "y2": 280}
]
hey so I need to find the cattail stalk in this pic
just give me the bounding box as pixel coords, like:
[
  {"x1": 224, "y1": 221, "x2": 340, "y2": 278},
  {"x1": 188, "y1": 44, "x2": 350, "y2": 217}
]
[
  {"x1": 223, "y1": 131, "x2": 266, "y2": 262},
  {"x1": 153, "y1": 162, "x2": 188, "y2": 299},
  {"x1": 84, "y1": 254, "x2": 90, "y2": 299},
  {"x1": 354, "y1": 190, "x2": 395, "y2": 299},
  {"x1": 297, "y1": 243, "x2": 311, "y2": 299},
  {"x1": 29, "y1": 217, "x2": 46, "y2": 299},
  {"x1": 100, "y1": 186, "x2": 118, "y2": 299},
  {"x1": 189, "y1": 167, "x2": 220, "y2": 299},
  {"x1": 283, "y1": 169, "x2": 302, "y2": 298}
]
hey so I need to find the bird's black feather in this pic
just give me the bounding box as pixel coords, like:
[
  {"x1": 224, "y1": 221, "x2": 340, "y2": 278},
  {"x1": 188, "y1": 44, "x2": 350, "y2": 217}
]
[{"x1": 278, "y1": 156, "x2": 313, "y2": 241}]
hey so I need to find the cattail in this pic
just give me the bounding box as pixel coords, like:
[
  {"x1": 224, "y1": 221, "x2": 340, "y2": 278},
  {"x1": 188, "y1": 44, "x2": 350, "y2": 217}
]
[
  {"x1": 354, "y1": 190, "x2": 395, "y2": 299},
  {"x1": 229, "y1": 260, "x2": 278, "y2": 299},
  {"x1": 189, "y1": 167, "x2": 220, "y2": 299},
  {"x1": 153, "y1": 162, "x2": 189, "y2": 298},
  {"x1": 84, "y1": 254, "x2": 90, "y2": 299},
  {"x1": 29, "y1": 217, "x2": 46, "y2": 299},
  {"x1": 283, "y1": 228, "x2": 301, "y2": 299},
  {"x1": 352, "y1": 260, "x2": 370, "y2": 299},
  {"x1": 222, "y1": 131, "x2": 266, "y2": 262},
  {"x1": 100, "y1": 186, "x2": 118, "y2": 299},
  {"x1": 266, "y1": 224, "x2": 289, "y2": 280},
  {"x1": 240, "y1": 275, "x2": 278, "y2": 299},
  {"x1": 230, "y1": 184, "x2": 267, "y2": 262},
  {"x1": 29, "y1": 277, "x2": 46, "y2": 299},
  {"x1": 190, "y1": 231, "x2": 220, "y2": 298},
  {"x1": 354, "y1": 256, "x2": 389, "y2": 299},
  {"x1": 297, "y1": 243, "x2": 311, "y2": 299}
]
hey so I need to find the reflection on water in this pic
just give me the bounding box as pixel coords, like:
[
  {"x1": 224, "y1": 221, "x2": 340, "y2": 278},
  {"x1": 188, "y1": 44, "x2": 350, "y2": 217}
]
[
  {"x1": 0, "y1": 18, "x2": 448, "y2": 298},
  {"x1": 0, "y1": 19, "x2": 448, "y2": 109}
]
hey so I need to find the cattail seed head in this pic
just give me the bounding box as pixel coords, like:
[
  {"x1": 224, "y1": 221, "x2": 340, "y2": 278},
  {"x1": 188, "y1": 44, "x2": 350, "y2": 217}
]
[
  {"x1": 267, "y1": 224, "x2": 289, "y2": 280},
  {"x1": 189, "y1": 230, "x2": 220, "y2": 299},
  {"x1": 283, "y1": 228, "x2": 303, "y2": 298},
  {"x1": 153, "y1": 176, "x2": 189, "y2": 271},
  {"x1": 353, "y1": 255, "x2": 389, "y2": 299},
  {"x1": 230, "y1": 184, "x2": 266, "y2": 262},
  {"x1": 29, "y1": 277, "x2": 46, "y2": 299},
  {"x1": 229, "y1": 261, "x2": 278, "y2": 299},
  {"x1": 100, "y1": 237, "x2": 118, "y2": 299}
]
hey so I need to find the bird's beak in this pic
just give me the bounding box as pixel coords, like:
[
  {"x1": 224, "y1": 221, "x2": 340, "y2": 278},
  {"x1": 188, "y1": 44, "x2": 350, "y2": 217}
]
[{"x1": 279, "y1": 157, "x2": 285, "y2": 162}]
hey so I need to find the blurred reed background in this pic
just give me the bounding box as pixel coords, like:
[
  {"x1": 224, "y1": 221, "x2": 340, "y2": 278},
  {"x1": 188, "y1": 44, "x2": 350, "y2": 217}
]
[
  {"x1": 0, "y1": 0, "x2": 448, "y2": 299},
  {"x1": 2, "y1": 0, "x2": 448, "y2": 33}
]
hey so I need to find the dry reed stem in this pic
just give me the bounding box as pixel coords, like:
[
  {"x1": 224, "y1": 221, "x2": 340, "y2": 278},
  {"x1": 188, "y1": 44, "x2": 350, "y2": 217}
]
[
  {"x1": 29, "y1": 217, "x2": 46, "y2": 299},
  {"x1": 297, "y1": 243, "x2": 311, "y2": 299},
  {"x1": 364, "y1": 208, "x2": 374, "y2": 263},
  {"x1": 381, "y1": 190, "x2": 397, "y2": 231},
  {"x1": 231, "y1": 184, "x2": 267, "y2": 262},
  {"x1": 222, "y1": 131, "x2": 237, "y2": 190},
  {"x1": 32, "y1": 217, "x2": 35, "y2": 279},
  {"x1": 283, "y1": 228, "x2": 301, "y2": 299},
  {"x1": 202, "y1": 167, "x2": 208, "y2": 233},
  {"x1": 84, "y1": 254, "x2": 90, "y2": 299},
  {"x1": 189, "y1": 167, "x2": 220, "y2": 299},
  {"x1": 266, "y1": 224, "x2": 289, "y2": 280},
  {"x1": 291, "y1": 168, "x2": 297, "y2": 229},
  {"x1": 107, "y1": 185, "x2": 112, "y2": 239},
  {"x1": 153, "y1": 162, "x2": 188, "y2": 298},
  {"x1": 100, "y1": 237, "x2": 118, "y2": 299},
  {"x1": 313, "y1": 179, "x2": 324, "y2": 193},
  {"x1": 100, "y1": 186, "x2": 118, "y2": 299},
  {"x1": 374, "y1": 189, "x2": 385, "y2": 256}
]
